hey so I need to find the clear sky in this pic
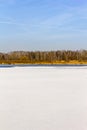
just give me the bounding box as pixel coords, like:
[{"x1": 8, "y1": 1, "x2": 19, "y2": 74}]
[{"x1": 0, "y1": 0, "x2": 87, "y2": 52}]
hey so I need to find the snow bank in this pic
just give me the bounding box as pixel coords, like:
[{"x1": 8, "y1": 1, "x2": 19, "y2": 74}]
[{"x1": 0, "y1": 66, "x2": 87, "y2": 130}]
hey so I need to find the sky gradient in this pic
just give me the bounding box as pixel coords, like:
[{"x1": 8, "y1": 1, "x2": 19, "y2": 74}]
[{"x1": 0, "y1": 0, "x2": 87, "y2": 52}]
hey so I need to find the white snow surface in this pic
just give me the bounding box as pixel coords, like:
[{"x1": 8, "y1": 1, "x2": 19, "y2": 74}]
[{"x1": 0, "y1": 66, "x2": 87, "y2": 130}]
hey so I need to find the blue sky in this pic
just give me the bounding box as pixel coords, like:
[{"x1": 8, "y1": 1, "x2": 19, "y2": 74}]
[{"x1": 0, "y1": 0, "x2": 87, "y2": 52}]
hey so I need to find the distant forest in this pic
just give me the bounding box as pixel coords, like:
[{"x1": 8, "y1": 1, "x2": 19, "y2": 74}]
[{"x1": 0, "y1": 50, "x2": 87, "y2": 64}]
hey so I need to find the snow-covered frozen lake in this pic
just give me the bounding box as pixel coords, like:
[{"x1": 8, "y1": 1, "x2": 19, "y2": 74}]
[{"x1": 0, "y1": 66, "x2": 87, "y2": 130}]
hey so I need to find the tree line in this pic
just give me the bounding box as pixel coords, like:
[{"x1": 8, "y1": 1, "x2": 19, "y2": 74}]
[{"x1": 0, "y1": 50, "x2": 87, "y2": 64}]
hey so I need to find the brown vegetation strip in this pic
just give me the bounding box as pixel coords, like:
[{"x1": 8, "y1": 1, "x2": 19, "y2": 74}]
[{"x1": 0, "y1": 50, "x2": 87, "y2": 64}]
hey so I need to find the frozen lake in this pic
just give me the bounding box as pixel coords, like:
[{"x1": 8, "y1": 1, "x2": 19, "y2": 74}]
[{"x1": 0, "y1": 66, "x2": 87, "y2": 130}]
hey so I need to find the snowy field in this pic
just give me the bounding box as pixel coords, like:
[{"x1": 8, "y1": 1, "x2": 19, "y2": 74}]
[{"x1": 0, "y1": 66, "x2": 87, "y2": 130}]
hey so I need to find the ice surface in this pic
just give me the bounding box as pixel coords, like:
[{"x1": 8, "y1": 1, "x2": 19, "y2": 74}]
[{"x1": 0, "y1": 66, "x2": 87, "y2": 130}]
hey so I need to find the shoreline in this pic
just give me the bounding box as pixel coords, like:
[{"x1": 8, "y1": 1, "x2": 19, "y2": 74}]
[{"x1": 0, "y1": 60, "x2": 87, "y2": 66}]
